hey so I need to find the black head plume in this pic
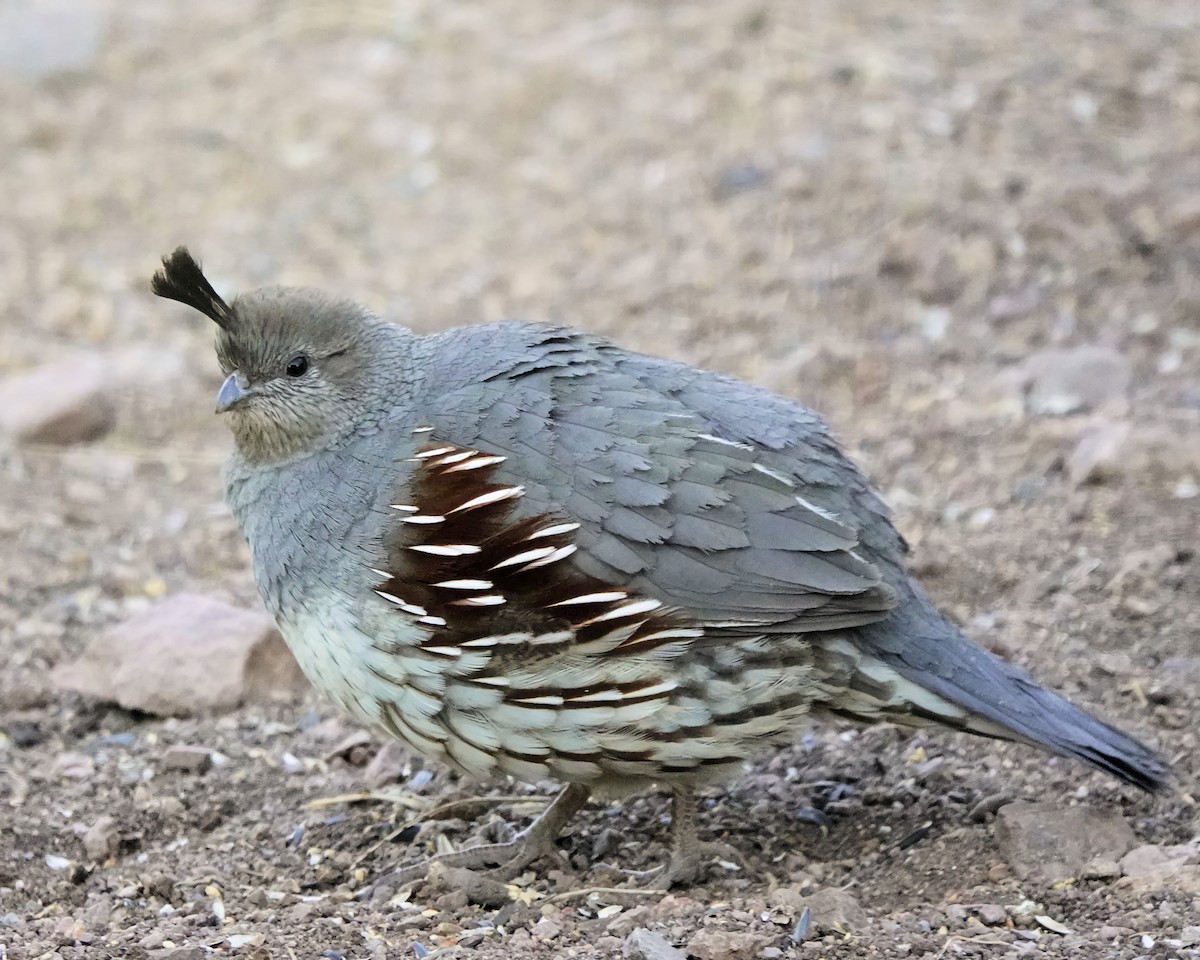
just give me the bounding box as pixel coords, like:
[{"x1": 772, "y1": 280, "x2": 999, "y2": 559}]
[{"x1": 151, "y1": 247, "x2": 236, "y2": 329}]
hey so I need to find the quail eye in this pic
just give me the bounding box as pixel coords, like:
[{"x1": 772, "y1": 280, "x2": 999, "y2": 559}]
[{"x1": 285, "y1": 355, "x2": 309, "y2": 377}]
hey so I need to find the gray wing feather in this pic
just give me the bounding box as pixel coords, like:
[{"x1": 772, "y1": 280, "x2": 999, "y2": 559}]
[
  {"x1": 417, "y1": 323, "x2": 898, "y2": 633},
  {"x1": 381, "y1": 324, "x2": 1165, "y2": 792}
]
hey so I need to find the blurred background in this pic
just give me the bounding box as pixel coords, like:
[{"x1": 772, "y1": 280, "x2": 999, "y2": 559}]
[{"x1": 1, "y1": 0, "x2": 1198, "y2": 955}]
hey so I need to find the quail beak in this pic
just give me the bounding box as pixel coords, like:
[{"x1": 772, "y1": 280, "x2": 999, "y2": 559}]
[{"x1": 216, "y1": 373, "x2": 254, "y2": 413}]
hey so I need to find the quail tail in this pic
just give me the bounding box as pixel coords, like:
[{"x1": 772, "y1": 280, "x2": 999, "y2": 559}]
[{"x1": 851, "y1": 584, "x2": 1169, "y2": 792}]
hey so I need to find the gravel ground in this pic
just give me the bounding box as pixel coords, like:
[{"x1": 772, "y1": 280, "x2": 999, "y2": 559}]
[{"x1": 2, "y1": 1, "x2": 1199, "y2": 957}]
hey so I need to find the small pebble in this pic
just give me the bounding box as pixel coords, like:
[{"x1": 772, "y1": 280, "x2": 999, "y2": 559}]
[
  {"x1": 161, "y1": 745, "x2": 213, "y2": 774},
  {"x1": 975, "y1": 904, "x2": 1007, "y2": 926},
  {"x1": 791, "y1": 906, "x2": 813, "y2": 941}
]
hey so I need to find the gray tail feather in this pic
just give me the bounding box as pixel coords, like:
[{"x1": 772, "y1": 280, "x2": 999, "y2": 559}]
[{"x1": 857, "y1": 590, "x2": 1169, "y2": 793}]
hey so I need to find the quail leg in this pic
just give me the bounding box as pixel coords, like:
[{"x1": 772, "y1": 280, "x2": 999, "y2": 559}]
[
  {"x1": 369, "y1": 783, "x2": 591, "y2": 894},
  {"x1": 648, "y1": 787, "x2": 748, "y2": 888}
]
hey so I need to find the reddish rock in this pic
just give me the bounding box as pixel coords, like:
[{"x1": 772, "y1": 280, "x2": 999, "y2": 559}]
[
  {"x1": 0, "y1": 352, "x2": 116, "y2": 445},
  {"x1": 363, "y1": 741, "x2": 410, "y2": 789},
  {"x1": 52, "y1": 593, "x2": 307, "y2": 716},
  {"x1": 995, "y1": 801, "x2": 1136, "y2": 884},
  {"x1": 685, "y1": 927, "x2": 774, "y2": 960}
]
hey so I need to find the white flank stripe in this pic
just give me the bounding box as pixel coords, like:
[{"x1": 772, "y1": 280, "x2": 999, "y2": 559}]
[
  {"x1": 368, "y1": 567, "x2": 393, "y2": 579},
  {"x1": 512, "y1": 694, "x2": 564, "y2": 706},
  {"x1": 468, "y1": 632, "x2": 529, "y2": 646},
  {"x1": 753, "y1": 462, "x2": 795, "y2": 486},
  {"x1": 412, "y1": 425, "x2": 435, "y2": 433},
  {"x1": 391, "y1": 504, "x2": 419, "y2": 512},
  {"x1": 374, "y1": 591, "x2": 428, "y2": 618},
  {"x1": 444, "y1": 455, "x2": 507, "y2": 472},
  {"x1": 423, "y1": 646, "x2": 462, "y2": 658},
  {"x1": 526, "y1": 522, "x2": 581, "y2": 540},
  {"x1": 565, "y1": 688, "x2": 622, "y2": 704},
  {"x1": 490, "y1": 546, "x2": 558, "y2": 569},
  {"x1": 585, "y1": 598, "x2": 662, "y2": 623},
  {"x1": 415, "y1": 446, "x2": 457, "y2": 459},
  {"x1": 418, "y1": 615, "x2": 447, "y2": 626},
  {"x1": 518, "y1": 544, "x2": 577, "y2": 570},
  {"x1": 529, "y1": 631, "x2": 572, "y2": 646},
  {"x1": 549, "y1": 590, "x2": 629, "y2": 606},
  {"x1": 450, "y1": 486, "x2": 525, "y2": 513},
  {"x1": 434, "y1": 578, "x2": 494, "y2": 590},
  {"x1": 626, "y1": 679, "x2": 677, "y2": 698},
  {"x1": 794, "y1": 494, "x2": 840, "y2": 521},
  {"x1": 624, "y1": 627, "x2": 704, "y2": 642},
  {"x1": 450, "y1": 595, "x2": 507, "y2": 606},
  {"x1": 697, "y1": 432, "x2": 753, "y2": 450},
  {"x1": 399, "y1": 514, "x2": 445, "y2": 524},
  {"x1": 474, "y1": 676, "x2": 509, "y2": 687},
  {"x1": 432, "y1": 449, "x2": 477, "y2": 465},
  {"x1": 410, "y1": 544, "x2": 482, "y2": 557}
]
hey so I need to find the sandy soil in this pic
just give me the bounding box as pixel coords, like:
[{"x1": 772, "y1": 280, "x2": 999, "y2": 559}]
[{"x1": 2, "y1": 1, "x2": 1199, "y2": 957}]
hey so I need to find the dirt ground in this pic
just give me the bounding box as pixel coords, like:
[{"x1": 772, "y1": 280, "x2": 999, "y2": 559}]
[{"x1": 2, "y1": 1, "x2": 1200, "y2": 957}]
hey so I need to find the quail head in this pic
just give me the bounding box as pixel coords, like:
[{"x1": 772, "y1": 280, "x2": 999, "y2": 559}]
[{"x1": 153, "y1": 247, "x2": 1166, "y2": 887}]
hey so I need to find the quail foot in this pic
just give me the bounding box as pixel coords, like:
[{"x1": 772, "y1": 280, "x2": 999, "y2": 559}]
[{"x1": 153, "y1": 248, "x2": 1167, "y2": 888}]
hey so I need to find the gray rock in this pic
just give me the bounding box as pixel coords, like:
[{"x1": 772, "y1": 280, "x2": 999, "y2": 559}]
[
  {"x1": 0, "y1": 353, "x2": 116, "y2": 445},
  {"x1": 685, "y1": 928, "x2": 774, "y2": 960},
  {"x1": 0, "y1": 0, "x2": 112, "y2": 80},
  {"x1": 149, "y1": 948, "x2": 207, "y2": 960},
  {"x1": 995, "y1": 801, "x2": 1136, "y2": 884},
  {"x1": 712, "y1": 163, "x2": 772, "y2": 200},
  {"x1": 1118, "y1": 860, "x2": 1200, "y2": 896},
  {"x1": 606, "y1": 905, "x2": 650, "y2": 938},
  {"x1": 363, "y1": 741, "x2": 410, "y2": 789},
  {"x1": 531, "y1": 915, "x2": 562, "y2": 941},
  {"x1": 1019, "y1": 345, "x2": 1132, "y2": 416},
  {"x1": 623, "y1": 928, "x2": 686, "y2": 960},
  {"x1": 107, "y1": 345, "x2": 188, "y2": 386},
  {"x1": 81, "y1": 815, "x2": 119, "y2": 861},
  {"x1": 161, "y1": 745, "x2": 214, "y2": 775},
  {"x1": 975, "y1": 904, "x2": 1007, "y2": 925},
  {"x1": 988, "y1": 286, "x2": 1042, "y2": 321},
  {"x1": 1080, "y1": 857, "x2": 1121, "y2": 880},
  {"x1": 52, "y1": 593, "x2": 307, "y2": 716},
  {"x1": 424, "y1": 863, "x2": 510, "y2": 909},
  {"x1": 1068, "y1": 419, "x2": 1131, "y2": 485},
  {"x1": 796, "y1": 888, "x2": 868, "y2": 933},
  {"x1": 1120, "y1": 843, "x2": 1198, "y2": 879},
  {"x1": 1063, "y1": 420, "x2": 1200, "y2": 489},
  {"x1": 1158, "y1": 657, "x2": 1200, "y2": 695}
]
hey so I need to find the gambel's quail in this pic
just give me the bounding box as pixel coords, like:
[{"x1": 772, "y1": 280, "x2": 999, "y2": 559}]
[{"x1": 152, "y1": 247, "x2": 1166, "y2": 886}]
